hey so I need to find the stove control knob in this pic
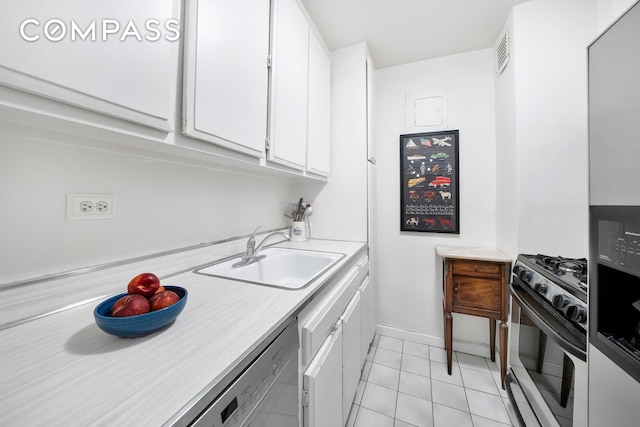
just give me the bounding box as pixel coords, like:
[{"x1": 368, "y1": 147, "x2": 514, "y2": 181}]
[
  {"x1": 552, "y1": 294, "x2": 570, "y2": 310},
  {"x1": 513, "y1": 265, "x2": 523, "y2": 276},
  {"x1": 518, "y1": 269, "x2": 532, "y2": 283},
  {"x1": 566, "y1": 305, "x2": 587, "y2": 323},
  {"x1": 534, "y1": 282, "x2": 548, "y2": 295}
]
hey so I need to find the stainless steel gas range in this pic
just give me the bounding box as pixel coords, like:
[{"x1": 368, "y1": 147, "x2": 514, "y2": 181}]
[{"x1": 507, "y1": 254, "x2": 588, "y2": 427}]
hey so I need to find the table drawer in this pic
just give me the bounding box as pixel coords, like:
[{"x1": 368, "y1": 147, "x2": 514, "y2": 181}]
[{"x1": 452, "y1": 260, "x2": 502, "y2": 275}]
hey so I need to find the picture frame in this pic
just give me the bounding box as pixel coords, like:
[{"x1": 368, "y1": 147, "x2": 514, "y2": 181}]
[{"x1": 400, "y1": 130, "x2": 459, "y2": 233}]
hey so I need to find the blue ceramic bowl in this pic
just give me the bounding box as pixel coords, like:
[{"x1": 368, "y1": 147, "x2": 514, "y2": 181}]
[{"x1": 94, "y1": 286, "x2": 188, "y2": 338}]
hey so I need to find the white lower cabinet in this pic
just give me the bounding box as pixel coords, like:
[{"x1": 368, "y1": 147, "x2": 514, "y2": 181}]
[
  {"x1": 359, "y1": 276, "x2": 374, "y2": 366},
  {"x1": 299, "y1": 254, "x2": 372, "y2": 427},
  {"x1": 340, "y1": 292, "x2": 362, "y2": 425},
  {"x1": 299, "y1": 267, "x2": 359, "y2": 365},
  {"x1": 303, "y1": 322, "x2": 343, "y2": 427}
]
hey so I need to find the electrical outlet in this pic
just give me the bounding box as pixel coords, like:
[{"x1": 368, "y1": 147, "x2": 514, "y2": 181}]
[
  {"x1": 95, "y1": 201, "x2": 108, "y2": 212},
  {"x1": 80, "y1": 201, "x2": 94, "y2": 213},
  {"x1": 67, "y1": 193, "x2": 116, "y2": 220}
]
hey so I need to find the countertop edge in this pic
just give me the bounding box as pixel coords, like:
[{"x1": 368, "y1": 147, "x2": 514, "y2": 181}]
[
  {"x1": 435, "y1": 244, "x2": 512, "y2": 263},
  {"x1": 0, "y1": 238, "x2": 368, "y2": 427}
]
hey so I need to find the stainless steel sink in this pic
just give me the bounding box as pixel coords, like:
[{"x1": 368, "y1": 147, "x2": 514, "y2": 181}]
[{"x1": 194, "y1": 247, "x2": 345, "y2": 289}]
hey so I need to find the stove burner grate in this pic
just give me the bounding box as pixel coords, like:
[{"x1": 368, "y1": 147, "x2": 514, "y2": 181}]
[{"x1": 535, "y1": 254, "x2": 588, "y2": 284}]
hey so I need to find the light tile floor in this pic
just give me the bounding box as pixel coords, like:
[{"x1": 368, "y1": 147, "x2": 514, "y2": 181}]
[{"x1": 346, "y1": 333, "x2": 520, "y2": 427}]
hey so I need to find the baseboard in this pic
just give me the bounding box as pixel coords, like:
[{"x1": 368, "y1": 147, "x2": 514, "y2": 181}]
[
  {"x1": 376, "y1": 324, "x2": 444, "y2": 348},
  {"x1": 375, "y1": 324, "x2": 501, "y2": 359}
]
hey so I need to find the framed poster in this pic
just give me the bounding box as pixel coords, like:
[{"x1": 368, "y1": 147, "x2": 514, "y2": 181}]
[{"x1": 400, "y1": 130, "x2": 459, "y2": 233}]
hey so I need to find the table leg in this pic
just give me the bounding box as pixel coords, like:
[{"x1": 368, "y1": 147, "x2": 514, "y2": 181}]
[
  {"x1": 445, "y1": 311, "x2": 453, "y2": 375},
  {"x1": 560, "y1": 354, "x2": 574, "y2": 408},
  {"x1": 489, "y1": 319, "x2": 496, "y2": 362},
  {"x1": 499, "y1": 321, "x2": 508, "y2": 389},
  {"x1": 536, "y1": 330, "x2": 547, "y2": 374}
]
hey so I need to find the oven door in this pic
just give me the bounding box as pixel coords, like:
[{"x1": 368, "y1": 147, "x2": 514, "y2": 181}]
[{"x1": 508, "y1": 282, "x2": 587, "y2": 427}]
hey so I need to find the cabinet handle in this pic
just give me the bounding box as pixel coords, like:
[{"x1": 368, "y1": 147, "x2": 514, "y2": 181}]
[
  {"x1": 474, "y1": 265, "x2": 478, "y2": 272},
  {"x1": 454, "y1": 287, "x2": 458, "y2": 292}
]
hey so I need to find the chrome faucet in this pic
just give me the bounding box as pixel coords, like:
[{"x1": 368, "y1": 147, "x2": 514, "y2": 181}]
[{"x1": 233, "y1": 226, "x2": 291, "y2": 268}]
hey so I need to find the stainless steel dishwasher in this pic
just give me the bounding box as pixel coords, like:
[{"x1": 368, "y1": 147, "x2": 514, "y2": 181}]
[{"x1": 189, "y1": 320, "x2": 299, "y2": 427}]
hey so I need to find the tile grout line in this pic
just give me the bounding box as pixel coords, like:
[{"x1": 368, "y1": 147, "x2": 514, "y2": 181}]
[
  {"x1": 460, "y1": 358, "x2": 475, "y2": 427},
  {"x1": 429, "y1": 343, "x2": 435, "y2": 427},
  {"x1": 394, "y1": 338, "x2": 404, "y2": 424},
  {"x1": 358, "y1": 336, "x2": 515, "y2": 427}
]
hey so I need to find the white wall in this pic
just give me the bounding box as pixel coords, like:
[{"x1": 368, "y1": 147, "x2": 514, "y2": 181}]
[
  {"x1": 296, "y1": 44, "x2": 369, "y2": 243},
  {"x1": 596, "y1": 0, "x2": 638, "y2": 30},
  {"x1": 494, "y1": 16, "x2": 519, "y2": 259},
  {"x1": 495, "y1": 0, "x2": 597, "y2": 260},
  {"x1": 374, "y1": 49, "x2": 499, "y2": 345},
  {"x1": 0, "y1": 136, "x2": 294, "y2": 283},
  {"x1": 515, "y1": 0, "x2": 595, "y2": 257}
]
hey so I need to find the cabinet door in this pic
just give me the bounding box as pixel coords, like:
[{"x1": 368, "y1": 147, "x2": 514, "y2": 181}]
[
  {"x1": 299, "y1": 266, "x2": 359, "y2": 366},
  {"x1": 183, "y1": 0, "x2": 269, "y2": 157},
  {"x1": 341, "y1": 292, "x2": 362, "y2": 424},
  {"x1": 0, "y1": 0, "x2": 179, "y2": 131},
  {"x1": 306, "y1": 28, "x2": 330, "y2": 176},
  {"x1": 268, "y1": 0, "x2": 309, "y2": 170},
  {"x1": 452, "y1": 276, "x2": 501, "y2": 315},
  {"x1": 359, "y1": 276, "x2": 374, "y2": 365},
  {"x1": 303, "y1": 323, "x2": 343, "y2": 427}
]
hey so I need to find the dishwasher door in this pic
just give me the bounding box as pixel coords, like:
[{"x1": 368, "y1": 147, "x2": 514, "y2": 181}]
[
  {"x1": 243, "y1": 355, "x2": 298, "y2": 427},
  {"x1": 190, "y1": 320, "x2": 299, "y2": 427}
]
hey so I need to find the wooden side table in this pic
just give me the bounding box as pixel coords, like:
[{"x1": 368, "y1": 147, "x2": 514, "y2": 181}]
[{"x1": 435, "y1": 245, "x2": 511, "y2": 389}]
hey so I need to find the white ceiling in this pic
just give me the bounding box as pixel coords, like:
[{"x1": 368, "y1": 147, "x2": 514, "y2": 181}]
[{"x1": 300, "y1": 0, "x2": 530, "y2": 69}]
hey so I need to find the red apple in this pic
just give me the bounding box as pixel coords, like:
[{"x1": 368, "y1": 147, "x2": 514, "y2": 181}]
[
  {"x1": 154, "y1": 285, "x2": 166, "y2": 294},
  {"x1": 111, "y1": 294, "x2": 150, "y2": 317},
  {"x1": 149, "y1": 290, "x2": 179, "y2": 311},
  {"x1": 127, "y1": 273, "x2": 160, "y2": 297}
]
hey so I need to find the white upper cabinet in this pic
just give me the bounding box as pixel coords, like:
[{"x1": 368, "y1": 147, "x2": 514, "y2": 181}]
[
  {"x1": 306, "y1": 28, "x2": 331, "y2": 177},
  {"x1": 0, "y1": 0, "x2": 179, "y2": 131},
  {"x1": 0, "y1": 0, "x2": 331, "y2": 179},
  {"x1": 268, "y1": 0, "x2": 310, "y2": 170},
  {"x1": 183, "y1": 0, "x2": 270, "y2": 158}
]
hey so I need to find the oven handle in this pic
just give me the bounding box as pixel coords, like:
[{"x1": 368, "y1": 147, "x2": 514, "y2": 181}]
[{"x1": 510, "y1": 282, "x2": 587, "y2": 361}]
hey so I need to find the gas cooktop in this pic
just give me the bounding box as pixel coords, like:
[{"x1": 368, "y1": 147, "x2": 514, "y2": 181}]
[
  {"x1": 512, "y1": 253, "x2": 588, "y2": 329},
  {"x1": 531, "y1": 254, "x2": 588, "y2": 294}
]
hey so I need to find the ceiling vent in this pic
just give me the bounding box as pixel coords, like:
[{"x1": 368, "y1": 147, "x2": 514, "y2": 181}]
[{"x1": 495, "y1": 28, "x2": 510, "y2": 76}]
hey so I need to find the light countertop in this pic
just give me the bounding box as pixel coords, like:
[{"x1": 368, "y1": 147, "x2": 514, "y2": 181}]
[
  {"x1": 0, "y1": 238, "x2": 367, "y2": 426},
  {"x1": 435, "y1": 245, "x2": 512, "y2": 263}
]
